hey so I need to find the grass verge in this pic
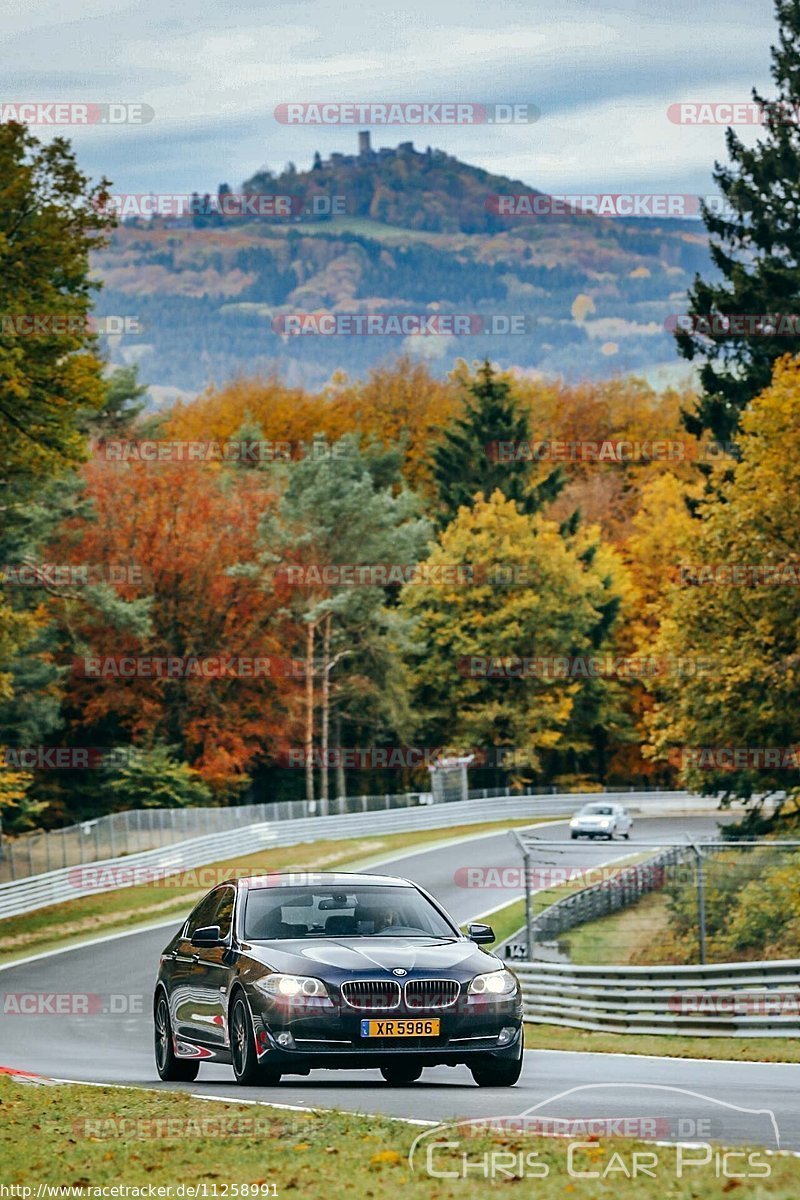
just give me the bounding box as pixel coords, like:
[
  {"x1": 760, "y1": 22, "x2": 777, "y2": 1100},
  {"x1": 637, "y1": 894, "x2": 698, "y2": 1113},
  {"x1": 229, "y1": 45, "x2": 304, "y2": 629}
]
[
  {"x1": 564, "y1": 888, "x2": 672, "y2": 965},
  {"x1": 0, "y1": 817, "x2": 557, "y2": 966},
  {"x1": 480, "y1": 850, "x2": 651, "y2": 950},
  {"x1": 0, "y1": 1075, "x2": 795, "y2": 1196},
  {"x1": 525, "y1": 1022, "x2": 800, "y2": 1063}
]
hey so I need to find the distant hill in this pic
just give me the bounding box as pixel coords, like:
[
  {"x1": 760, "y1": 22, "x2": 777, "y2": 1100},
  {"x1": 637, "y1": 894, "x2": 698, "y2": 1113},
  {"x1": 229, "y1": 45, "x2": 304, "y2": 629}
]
[
  {"x1": 242, "y1": 135, "x2": 539, "y2": 234},
  {"x1": 92, "y1": 136, "x2": 712, "y2": 396}
]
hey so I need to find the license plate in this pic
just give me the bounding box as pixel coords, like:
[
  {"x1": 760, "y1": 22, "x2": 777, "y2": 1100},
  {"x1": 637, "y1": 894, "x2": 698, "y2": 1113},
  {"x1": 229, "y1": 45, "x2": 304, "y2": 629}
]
[{"x1": 360, "y1": 1018, "x2": 440, "y2": 1037}]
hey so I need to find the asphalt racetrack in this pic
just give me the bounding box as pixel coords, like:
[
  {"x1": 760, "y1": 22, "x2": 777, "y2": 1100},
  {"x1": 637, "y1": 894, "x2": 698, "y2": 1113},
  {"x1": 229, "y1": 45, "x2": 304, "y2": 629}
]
[{"x1": 1, "y1": 815, "x2": 797, "y2": 1150}]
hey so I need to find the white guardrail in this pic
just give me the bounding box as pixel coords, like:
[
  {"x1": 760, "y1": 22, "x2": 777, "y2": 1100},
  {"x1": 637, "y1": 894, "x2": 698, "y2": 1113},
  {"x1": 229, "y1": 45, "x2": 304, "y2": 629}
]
[
  {"x1": 517, "y1": 959, "x2": 800, "y2": 1037},
  {"x1": 0, "y1": 791, "x2": 695, "y2": 921}
]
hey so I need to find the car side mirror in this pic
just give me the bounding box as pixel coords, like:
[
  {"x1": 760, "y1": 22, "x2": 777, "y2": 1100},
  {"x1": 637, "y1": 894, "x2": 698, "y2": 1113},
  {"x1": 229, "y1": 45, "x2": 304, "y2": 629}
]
[
  {"x1": 467, "y1": 922, "x2": 495, "y2": 944},
  {"x1": 191, "y1": 924, "x2": 223, "y2": 947}
]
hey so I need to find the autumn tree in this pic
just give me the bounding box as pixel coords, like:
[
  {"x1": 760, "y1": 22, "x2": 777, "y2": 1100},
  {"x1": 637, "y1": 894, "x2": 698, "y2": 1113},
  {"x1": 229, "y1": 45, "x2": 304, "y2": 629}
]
[
  {"x1": 54, "y1": 460, "x2": 294, "y2": 808},
  {"x1": 400, "y1": 489, "x2": 629, "y2": 787},
  {"x1": 247, "y1": 436, "x2": 430, "y2": 804},
  {"x1": 0, "y1": 123, "x2": 113, "y2": 828},
  {"x1": 646, "y1": 355, "x2": 800, "y2": 825},
  {"x1": 0, "y1": 122, "x2": 112, "y2": 488}
]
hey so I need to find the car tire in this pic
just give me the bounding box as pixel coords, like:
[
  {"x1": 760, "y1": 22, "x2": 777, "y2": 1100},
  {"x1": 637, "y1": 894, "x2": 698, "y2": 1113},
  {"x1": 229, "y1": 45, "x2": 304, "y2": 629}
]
[
  {"x1": 623, "y1": 832, "x2": 630, "y2": 840},
  {"x1": 380, "y1": 1063, "x2": 423, "y2": 1085},
  {"x1": 230, "y1": 994, "x2": 282, "y2": 1086},
  {"x1": 154, "y1": 993, "x2": 200, "y2": 1082},
  {"x1": 470, "y1": 1053, "x2": 523, "y2": 1088},
  {"x1": 570, "y1": 831, "x2": 578, "y2": 839}
]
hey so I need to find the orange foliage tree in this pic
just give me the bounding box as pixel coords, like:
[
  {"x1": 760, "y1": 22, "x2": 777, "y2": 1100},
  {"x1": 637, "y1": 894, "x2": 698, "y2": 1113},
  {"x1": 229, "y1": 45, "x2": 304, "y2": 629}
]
[{"x1": 55, "y1": 459, "x2": 301, "y2": 796}]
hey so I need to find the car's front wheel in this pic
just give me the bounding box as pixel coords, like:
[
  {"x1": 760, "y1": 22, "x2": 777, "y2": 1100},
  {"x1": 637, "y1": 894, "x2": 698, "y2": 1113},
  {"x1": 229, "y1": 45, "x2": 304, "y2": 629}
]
[
  {"x1": 230, "y1": 994, "x2": 281, "y2": 1086},
  {"x1": 470, "y1": 1053, "x2": 523, "y2": 1087},
  {"x1": 380, "y1": 1063, "x2": 423, "y2": 1085},
  {"x1": 154, "y1": 993, "x2": 199, "y2": 1082}
]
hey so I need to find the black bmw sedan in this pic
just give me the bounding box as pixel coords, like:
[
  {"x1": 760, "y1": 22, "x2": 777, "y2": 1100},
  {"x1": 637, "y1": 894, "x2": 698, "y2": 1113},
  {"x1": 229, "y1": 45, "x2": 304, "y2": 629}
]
[{"x1": 154, "y1": 871, "x2": 523, "y2": 1087}]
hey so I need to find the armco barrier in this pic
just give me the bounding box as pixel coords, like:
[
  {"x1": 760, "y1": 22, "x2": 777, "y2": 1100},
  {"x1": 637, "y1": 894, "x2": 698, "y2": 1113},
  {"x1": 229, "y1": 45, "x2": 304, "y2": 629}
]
[
  {"x1": 0, "y1": 783, "x2": 686, "y2": 884},
  {"x1": 530, "y1": 844, "x2": 694, "y2": 941},
  {"x1": 517, "y1": 958, "x2": 800, "y2": 1036},
  {"x1": 0, "y1": 791, "x2": 695, "y2": 921}
]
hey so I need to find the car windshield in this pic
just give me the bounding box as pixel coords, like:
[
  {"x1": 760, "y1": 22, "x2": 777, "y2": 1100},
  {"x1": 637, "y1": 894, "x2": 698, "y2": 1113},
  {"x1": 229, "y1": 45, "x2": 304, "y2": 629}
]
[
  {"x1": 581, "y1": 805, "x2": 613, "y2": 815},
  {"x1": 243, "y1": 884, "x2": 457, "y2": 940}
]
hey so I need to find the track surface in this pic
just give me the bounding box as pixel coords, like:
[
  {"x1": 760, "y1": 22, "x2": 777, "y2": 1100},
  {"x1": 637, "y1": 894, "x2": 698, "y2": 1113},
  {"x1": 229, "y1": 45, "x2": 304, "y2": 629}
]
[{"x1": 1, "y1": 815, "x2": 797, "y2": 1149}]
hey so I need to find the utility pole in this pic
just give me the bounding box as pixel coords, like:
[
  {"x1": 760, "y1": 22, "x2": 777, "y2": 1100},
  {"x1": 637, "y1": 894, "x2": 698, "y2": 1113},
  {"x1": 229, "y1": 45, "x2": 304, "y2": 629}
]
[{"x1": 689, "y1": 841, "x2": 707, "y2": 965}]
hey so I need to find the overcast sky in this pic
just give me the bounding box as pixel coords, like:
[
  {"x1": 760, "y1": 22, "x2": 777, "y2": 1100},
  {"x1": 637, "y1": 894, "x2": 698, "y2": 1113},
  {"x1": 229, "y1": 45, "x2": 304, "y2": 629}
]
[{"x1": 0, "y1": 0, "x2": 779, "y2": 199}]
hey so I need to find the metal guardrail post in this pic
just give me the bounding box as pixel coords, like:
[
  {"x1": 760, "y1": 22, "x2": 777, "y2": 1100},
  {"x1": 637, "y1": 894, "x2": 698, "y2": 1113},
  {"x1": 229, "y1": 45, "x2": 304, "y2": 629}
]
[{"x1": 510, "y1": 830, "x2": 533, "y2": 958}]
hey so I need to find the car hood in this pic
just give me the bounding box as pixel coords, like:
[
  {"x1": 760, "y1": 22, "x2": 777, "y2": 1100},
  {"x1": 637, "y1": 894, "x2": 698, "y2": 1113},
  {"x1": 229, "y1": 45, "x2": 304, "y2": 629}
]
[{"x1": 240, "y1": 936, "x2": 501, "y2": 980}]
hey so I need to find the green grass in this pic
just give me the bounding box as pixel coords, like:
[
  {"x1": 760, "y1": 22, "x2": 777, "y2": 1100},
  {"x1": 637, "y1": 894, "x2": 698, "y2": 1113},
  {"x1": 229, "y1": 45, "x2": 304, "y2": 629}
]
[
  {"x1": 477, "y1": 851, "x2": 651, "y2": 951},
  {"x1": 564, "y1": 889, "x2": 673, "y2": 965},
  {"x1": 1, "y1": 1076, "x2": 796, "y2": 1196},
  {"x1": 0, "y1": 817, "x2": 558, "y2": 966},
  {"x1": 525, "y1": 1022, "x2": 800, "y2": 1063}
]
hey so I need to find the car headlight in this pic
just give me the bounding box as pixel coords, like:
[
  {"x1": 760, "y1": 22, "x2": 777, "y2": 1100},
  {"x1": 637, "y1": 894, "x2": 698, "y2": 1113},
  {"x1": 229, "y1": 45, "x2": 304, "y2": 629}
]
[
  {"x1": 256, "y1": 974, "x2": 329, "y2": 999},
  {"x1": 468, "y1": 969, "x2": 518, "y2": 997},
  {"x1": 599, "y1": 818, "x2": 611, "y2": 827}
]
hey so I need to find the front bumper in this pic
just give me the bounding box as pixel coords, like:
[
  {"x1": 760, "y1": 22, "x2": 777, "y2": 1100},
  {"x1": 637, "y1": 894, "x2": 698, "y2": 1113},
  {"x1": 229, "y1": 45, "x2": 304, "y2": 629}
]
[{"x1": 251, "y1": 993, "x2": 523, "y2": 1070}]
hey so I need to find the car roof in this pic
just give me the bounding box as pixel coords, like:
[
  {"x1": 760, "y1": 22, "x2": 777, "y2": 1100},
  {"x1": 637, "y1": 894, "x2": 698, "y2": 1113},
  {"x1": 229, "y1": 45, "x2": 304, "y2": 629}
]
[{"x1": 236, "y1": 871, "x2": 414, "y2": 890}]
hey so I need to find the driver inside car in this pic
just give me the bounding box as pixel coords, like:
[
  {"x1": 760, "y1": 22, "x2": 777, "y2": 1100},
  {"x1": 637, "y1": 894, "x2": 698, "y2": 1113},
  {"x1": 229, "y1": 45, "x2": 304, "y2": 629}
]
[{"x1": 356, "y1": 904, "x2": 402, "y2": 933}]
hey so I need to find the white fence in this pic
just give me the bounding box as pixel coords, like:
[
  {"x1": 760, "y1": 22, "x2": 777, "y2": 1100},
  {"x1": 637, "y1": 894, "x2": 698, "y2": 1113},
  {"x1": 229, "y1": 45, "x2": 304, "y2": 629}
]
[
  {"x1": 0, "y1": 784, "x2": 664, "y2": 884},
  {"x1": 517, "y1": 959, "x2": 800, "y2": 1036},
  {"x1": 0, "y1": 791, "x2": 616, "y2": 921}
]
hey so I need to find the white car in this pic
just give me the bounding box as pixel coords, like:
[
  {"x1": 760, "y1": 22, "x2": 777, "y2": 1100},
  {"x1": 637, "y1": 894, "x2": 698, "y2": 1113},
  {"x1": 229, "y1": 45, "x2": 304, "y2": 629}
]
[{"x1": 569, "y1": 802, "x2": 632, "y2": 840}]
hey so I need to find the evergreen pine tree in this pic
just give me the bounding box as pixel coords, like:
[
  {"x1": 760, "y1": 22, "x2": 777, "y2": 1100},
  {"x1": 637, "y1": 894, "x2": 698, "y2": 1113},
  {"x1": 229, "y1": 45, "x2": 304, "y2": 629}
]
[
  {"x1": 432, "y1": 360, "x2": 563, "y2": 526},
  {"x1": 676, "y1": 0, "x2": 800, "y2": 446}
]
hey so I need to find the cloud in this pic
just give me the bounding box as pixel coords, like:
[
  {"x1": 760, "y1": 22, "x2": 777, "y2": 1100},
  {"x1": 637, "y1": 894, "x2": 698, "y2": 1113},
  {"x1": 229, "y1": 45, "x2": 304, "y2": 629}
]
[{"x1": 0, "y1": 0, "x2": 778, "y2": 195}]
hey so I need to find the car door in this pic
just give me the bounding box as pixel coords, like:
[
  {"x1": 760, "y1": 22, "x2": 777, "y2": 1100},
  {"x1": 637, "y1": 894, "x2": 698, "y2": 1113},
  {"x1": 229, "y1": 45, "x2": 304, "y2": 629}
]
[
  {"x1": 171, "y1": 887, "x2": 233, "y2": 1045},
  {"x1": 189, "y1": 884, "x2": 237, "y2": 1050}
]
